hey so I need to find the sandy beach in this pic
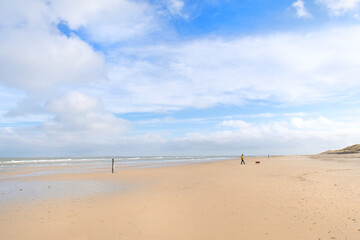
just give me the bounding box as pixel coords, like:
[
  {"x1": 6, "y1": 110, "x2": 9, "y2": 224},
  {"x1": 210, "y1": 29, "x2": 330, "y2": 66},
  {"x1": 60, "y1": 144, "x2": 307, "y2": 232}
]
[{"x1": 1, "y1": 155, "x2": 360, "y2": 240}]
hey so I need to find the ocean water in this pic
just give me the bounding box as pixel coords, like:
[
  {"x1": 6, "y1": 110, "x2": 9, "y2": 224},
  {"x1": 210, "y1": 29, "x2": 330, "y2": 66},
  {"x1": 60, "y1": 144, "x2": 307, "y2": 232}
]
[
  {"x1": 0, "y1": 156, "x2": 237, "y2": 169},
  {"x1": 0, "y1": 156, "x2": 239, "y2": 179}
]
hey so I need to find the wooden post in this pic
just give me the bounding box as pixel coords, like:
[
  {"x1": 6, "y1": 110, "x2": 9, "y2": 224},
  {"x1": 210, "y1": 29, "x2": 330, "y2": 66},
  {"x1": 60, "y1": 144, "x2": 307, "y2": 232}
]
[{"x1": 112, "y1": 158, "x2": 115, "y2": 174}]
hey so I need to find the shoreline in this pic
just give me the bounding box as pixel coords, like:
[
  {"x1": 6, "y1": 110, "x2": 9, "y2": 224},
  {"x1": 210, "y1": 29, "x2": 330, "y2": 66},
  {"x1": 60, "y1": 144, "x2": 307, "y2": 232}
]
[
  {"x1": 0, "y1": 156, "x2": 239, "y2": 177},
  {"x1": 0, "y1": 157, "x2": 241, "y2": 206},
  {"x1": 1, "y1": 155, "x2": 360, "y2": 239}
]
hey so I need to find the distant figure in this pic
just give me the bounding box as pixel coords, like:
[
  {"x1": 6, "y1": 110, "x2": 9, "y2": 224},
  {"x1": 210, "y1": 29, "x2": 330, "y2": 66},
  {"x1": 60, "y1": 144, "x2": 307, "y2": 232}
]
[{"x1": 241, "y1": 154, "x2": 245, "y2": 165}]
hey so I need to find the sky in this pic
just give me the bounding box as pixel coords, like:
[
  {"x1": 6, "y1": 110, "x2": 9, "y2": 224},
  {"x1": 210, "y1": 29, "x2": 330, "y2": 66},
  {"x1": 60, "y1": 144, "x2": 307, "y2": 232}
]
[{"x1": 1, "y1": 0, "x2": 360, "y2": 157}]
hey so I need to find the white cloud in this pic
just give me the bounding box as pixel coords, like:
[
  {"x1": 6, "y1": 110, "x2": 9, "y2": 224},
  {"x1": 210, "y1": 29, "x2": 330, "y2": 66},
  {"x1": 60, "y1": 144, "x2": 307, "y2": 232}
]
[
  {"x1": 2, "y1": 0, "x2": 360, "y2": 156},
  {"x1": 50, "y1": 0, "x2": 159, "y2": 43},
  {"x1": 0, "y1": 0, "x2": 55, "y2": 30},
  {"x1": 290, "y1": 116, "x2": 333, "y2": 129},
  {"x1": 0, "y1": 0, "x2": 107, "y2": 94},
  {"x1": 221, "y1": 120, "x2": 252, "y2": 129},
  {"x1": 292, "y1": 0, "x2": 312, "y2": 18},
  {"x1": 42, "y1": 92, "x2": 130, "y2": 143},
  {"x1": 222, "y1": 116, "x2": 355, "y2": 142},
  {"x1": 316, "y1": 0, "x2": 360, "y2": 15},
  {"x1": 173, "y1": 116, "x2": 360, "y2": 154},
  {"x1": 105, "y1": 25, "x2": 360, "y2": 112},
  {"x1": 0, "y1": 0, "x2": 155, "y2": 156},
  {"x1": 0, "y1": 29, "x2": 106, "y2": 92},
  {"x1": 2, "y1": 110, "x2": 360, "y2": 156},
  {"x1": 166, "y1": 0, "x2": 187, "y2": 18},
  {"x1": 0, "y1": 92, "x2": 130, "y2": 156}
]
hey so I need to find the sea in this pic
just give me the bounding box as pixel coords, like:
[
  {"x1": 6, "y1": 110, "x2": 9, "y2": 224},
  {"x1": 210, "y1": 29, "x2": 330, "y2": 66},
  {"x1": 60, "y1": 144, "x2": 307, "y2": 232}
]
[{"x1": 0, "y1": 155, "x2": 237, "y2": 169}]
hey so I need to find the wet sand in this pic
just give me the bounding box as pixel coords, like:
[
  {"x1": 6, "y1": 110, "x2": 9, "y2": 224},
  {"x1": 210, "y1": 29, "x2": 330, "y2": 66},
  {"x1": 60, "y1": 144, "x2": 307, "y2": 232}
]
[{"x1": 1, "y1": 155, "x2": 360, "y2": 239}]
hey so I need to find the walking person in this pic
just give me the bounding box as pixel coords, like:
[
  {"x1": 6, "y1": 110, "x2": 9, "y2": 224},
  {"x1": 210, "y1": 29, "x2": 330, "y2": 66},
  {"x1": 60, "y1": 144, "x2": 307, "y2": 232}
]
[{"x1": 241, "y1": 154, "x2": 245, "y2": 165}]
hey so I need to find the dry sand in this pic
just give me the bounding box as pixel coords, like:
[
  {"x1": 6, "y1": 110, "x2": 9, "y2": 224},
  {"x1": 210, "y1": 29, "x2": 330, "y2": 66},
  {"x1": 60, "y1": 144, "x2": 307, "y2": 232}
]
[{"x1": 1, "y1": 155, "x2": 360, "y2": 240}]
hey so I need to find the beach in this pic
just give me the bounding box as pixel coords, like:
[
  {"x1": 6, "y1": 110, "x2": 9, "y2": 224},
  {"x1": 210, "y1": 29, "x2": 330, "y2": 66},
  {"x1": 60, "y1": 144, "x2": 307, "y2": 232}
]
[{"x1": 1, "y1": 155, "x2": 360, "y2": 240}]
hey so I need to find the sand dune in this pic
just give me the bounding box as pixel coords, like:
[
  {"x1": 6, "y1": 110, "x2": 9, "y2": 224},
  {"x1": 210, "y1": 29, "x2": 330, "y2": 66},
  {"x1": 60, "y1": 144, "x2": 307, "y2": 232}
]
[{"x1": 322, "y1": 144, "x2": 360, "y2": 154}]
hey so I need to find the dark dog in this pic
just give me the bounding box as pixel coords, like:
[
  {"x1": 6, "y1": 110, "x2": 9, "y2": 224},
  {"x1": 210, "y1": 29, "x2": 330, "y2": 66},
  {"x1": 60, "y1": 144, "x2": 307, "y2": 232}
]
[{"x1": 255, "y1": 161, "x2": 260, "y2": 164}]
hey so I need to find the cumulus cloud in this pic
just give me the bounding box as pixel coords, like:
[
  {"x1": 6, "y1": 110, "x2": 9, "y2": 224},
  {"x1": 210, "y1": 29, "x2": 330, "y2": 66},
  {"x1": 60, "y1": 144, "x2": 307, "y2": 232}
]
[
  {"x1": 50, "y1": 0, "x2": 159, "y2": 43},
  {"x1": 172, "y1": 116, "x2": 360, "y2": 155},
  {"x1": 0, "y1": 0, "x2": 165, "y2": 94},
  {"x1": 221, "y1": 120, "x2": 252, "y2": 129},
  {"x1": 292, "y1": 0, "x2": 312, "y2": 18},
  {"x1": 316, "y1": 0, "x2": 360, "y2": 15},
  {"x1": 105, "y1": 25, "x2": 360, "y2": 112},
  {"x1": 0, "y1": 92, "x2": 130, "y2": 156},
  {"x1": 2, "y1": 0, "x2": 360, "y2": 156},
  {"x1": 220, "y1": 117, "x2": 340, "y2": 139},
  {"x1": 0, "y1": 30, "x2": 106, "y2": 92},
  {"x1": 0, "y1": 0, "x2": 107, "y2": 94},
  {"x1": 166, "y1": 0, "x2": 187, "y2": 18},
  {"x1": 0, "y1": 0, "x2": 54, "y2": 30},
  {"x1": 42, "y1": 92, "x2": 130, "y2": 143},
  {"x1": 0, "y1": 0, "x2": 162, "y2": 156},
  {"x1": 10, "y1": 0, "x2": 360, "y2": 116},
  {"x1": 290, "y1": 116, "x2": 333, "y2": 129},
  {"x1": 2, "y1": 113, "x2": 360, "y2": 156}
]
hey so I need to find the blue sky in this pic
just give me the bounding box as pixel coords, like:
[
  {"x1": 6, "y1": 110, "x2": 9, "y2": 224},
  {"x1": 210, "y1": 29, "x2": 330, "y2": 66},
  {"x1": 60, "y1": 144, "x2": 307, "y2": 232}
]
[{"x1": 1, "y1": 0, "x2": 360, "y2": 157}]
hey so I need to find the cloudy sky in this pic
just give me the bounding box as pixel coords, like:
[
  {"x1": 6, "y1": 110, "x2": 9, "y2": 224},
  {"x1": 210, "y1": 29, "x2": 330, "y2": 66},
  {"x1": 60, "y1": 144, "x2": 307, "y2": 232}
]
[{"x1": 1, "y1": 0, "x2": 360, "y2": 157}]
